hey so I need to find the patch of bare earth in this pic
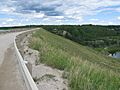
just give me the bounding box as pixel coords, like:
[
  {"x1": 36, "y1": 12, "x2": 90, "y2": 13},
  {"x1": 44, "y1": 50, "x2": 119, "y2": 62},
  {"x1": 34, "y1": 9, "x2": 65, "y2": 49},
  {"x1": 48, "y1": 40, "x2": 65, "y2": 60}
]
[{"x1": 18, "y1": 32, "x2": 68, "y2": 90}]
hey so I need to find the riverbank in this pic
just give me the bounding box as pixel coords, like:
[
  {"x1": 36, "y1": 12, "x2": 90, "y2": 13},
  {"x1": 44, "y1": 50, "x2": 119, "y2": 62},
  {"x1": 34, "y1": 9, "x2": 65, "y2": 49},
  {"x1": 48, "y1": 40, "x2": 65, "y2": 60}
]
[{"x1": 95, "y1": 46, "x2": 120, "y2": 55}]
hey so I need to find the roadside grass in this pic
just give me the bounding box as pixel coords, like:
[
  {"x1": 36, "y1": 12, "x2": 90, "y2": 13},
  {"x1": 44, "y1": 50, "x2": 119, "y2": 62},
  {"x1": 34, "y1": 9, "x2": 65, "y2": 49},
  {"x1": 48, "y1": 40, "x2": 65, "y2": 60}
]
[{"x1": 29, "y1": 28, "x2": 120, "y2": 90}]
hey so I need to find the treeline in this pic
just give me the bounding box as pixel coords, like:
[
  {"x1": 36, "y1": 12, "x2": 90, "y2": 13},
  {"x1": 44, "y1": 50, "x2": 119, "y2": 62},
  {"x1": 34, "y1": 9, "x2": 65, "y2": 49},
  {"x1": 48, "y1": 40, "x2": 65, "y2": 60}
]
[
  {"x1": 1, "y1": 24, "x2": 120, "y2": 53},
  {"x1": 41, "y1": 25, "x2": 120, "y2": 53},
  {"x1": 0, "y1": 25, "x2": 41, "y2": 30}
]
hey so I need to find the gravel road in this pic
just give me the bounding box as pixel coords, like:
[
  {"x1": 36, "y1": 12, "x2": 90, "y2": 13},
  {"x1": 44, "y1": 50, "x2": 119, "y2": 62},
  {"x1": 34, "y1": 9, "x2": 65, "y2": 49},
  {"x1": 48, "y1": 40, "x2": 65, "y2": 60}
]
[{"x1": 0, "y1": 32, "x2": 26, "y2": 90}]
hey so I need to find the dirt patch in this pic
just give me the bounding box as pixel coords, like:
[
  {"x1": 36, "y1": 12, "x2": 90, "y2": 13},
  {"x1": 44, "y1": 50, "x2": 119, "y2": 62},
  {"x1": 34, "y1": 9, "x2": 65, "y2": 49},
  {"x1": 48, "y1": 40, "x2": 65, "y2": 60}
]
[
  {"x1": 32, "y1": 64, "x2": 68, "y2": 90},
  {"x1": 17, "y1": 31, "x2": 68, "y2": 90}
]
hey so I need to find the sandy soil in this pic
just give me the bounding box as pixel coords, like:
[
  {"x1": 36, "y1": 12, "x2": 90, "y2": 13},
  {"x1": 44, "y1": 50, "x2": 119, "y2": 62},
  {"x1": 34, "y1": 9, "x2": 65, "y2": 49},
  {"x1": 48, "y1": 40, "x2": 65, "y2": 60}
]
[
  {"x1": 19, "y1": 32, "x2": 68, "y2": 90},
  {"x1": 0, "y1": 32, "x2": 27, "y2": 90}
]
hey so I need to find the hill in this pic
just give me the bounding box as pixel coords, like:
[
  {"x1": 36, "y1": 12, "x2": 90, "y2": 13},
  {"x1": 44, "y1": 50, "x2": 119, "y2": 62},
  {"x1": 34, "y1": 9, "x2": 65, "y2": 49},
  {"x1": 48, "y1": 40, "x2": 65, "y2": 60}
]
[
  {"x1": 41, "y1": 25, "x2": 120, "y2": 54},
  {"x1": 29, "y1": 28, "x2": 120, "y2": 90}
]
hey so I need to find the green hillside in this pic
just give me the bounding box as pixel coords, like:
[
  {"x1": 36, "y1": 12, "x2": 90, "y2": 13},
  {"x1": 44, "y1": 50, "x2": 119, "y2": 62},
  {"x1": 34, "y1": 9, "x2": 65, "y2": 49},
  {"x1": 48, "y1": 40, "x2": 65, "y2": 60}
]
[
  {"x1": 30, "y1": 28, "x2": 120, "y2": 90},
  {"x1": 41, "y1": 25, "x2": 120, "y2": 54}
]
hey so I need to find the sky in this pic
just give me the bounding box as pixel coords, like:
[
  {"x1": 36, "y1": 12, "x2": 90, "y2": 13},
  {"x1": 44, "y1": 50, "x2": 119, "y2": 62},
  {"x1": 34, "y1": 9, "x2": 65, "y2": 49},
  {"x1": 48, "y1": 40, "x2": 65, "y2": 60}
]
[{"x1": 0, "y1": 0, "x2": 120, "y2": 27}]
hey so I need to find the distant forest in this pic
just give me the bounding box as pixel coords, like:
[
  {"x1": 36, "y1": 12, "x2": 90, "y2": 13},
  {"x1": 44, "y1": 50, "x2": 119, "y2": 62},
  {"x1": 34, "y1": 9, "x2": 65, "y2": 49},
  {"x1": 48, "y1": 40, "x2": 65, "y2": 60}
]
[{"x1": 41, "y1": 25, "x2": 120, "y2": 54}]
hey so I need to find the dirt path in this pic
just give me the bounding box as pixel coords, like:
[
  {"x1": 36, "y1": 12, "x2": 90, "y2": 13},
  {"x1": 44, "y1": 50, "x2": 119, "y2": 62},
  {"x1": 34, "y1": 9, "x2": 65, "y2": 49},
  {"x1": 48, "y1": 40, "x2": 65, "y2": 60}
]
[
  {"x1": 0, "y1": 45, "x2": 26, "y2": 90},
  {"x1": 0, "y1": 32, "x2": 19, "y2": 66},
  {"x1": 0, "y1": 32, "x2": 26, "y2": 90}
]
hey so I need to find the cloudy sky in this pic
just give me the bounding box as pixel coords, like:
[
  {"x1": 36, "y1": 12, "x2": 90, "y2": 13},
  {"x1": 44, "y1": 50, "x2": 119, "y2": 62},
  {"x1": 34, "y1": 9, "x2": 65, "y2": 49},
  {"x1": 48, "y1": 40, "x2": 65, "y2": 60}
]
[{"x1": 0, "y1": 0, "x2": 120, "y2": 27}]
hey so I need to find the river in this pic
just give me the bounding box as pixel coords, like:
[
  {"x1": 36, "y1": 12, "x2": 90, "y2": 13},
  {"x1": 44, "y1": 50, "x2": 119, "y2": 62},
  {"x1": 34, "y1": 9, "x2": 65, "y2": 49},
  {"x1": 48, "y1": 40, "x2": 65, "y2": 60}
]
[{"x1": 112, "y1": 52, "x2": 120, "y2": 59}]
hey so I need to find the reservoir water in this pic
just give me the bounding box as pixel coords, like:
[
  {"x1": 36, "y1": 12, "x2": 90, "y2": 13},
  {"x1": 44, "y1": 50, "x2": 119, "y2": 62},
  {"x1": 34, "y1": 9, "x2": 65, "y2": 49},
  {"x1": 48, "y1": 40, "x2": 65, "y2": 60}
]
[{"x1": 112, "y1": 52, "x2": 120, "y2": 59}]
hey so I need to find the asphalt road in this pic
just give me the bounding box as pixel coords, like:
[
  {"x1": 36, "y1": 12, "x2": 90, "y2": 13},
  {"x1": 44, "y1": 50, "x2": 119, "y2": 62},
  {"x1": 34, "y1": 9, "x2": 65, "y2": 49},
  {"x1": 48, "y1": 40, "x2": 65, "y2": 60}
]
[{"x1": 0, "y1": 32, "x2": 26, "y2": 90}]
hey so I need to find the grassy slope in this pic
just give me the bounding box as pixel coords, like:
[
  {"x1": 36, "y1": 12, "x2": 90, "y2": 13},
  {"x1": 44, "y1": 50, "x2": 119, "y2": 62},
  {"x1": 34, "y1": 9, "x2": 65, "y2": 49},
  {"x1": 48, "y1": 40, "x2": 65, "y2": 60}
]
[{"x1": 30, "y1": 28, "x2": 120, "y2": 90}]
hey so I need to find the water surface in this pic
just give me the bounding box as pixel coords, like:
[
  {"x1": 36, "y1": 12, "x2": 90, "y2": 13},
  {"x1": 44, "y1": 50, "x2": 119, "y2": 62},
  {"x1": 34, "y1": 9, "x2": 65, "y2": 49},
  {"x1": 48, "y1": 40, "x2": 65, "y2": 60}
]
[{"x1": 112, "y1": 52, "x2": 120, "y2": 59}]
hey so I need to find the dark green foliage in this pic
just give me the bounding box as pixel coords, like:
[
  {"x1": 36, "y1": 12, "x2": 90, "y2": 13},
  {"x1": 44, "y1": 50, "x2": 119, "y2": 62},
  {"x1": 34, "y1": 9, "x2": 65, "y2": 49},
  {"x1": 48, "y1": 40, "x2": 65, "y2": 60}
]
[{"x1": 41, "y1": 25, "x2": 120, "y2": 53}]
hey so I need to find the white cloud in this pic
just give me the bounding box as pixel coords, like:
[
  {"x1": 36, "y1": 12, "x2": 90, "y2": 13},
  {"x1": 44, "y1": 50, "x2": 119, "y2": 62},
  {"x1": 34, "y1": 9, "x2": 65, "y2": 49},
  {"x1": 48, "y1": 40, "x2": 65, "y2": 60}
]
[
  {"x1": 43, "y1": 18, "x2": 50, "y2": 21},
  {"x1": 118, "y1": 17, "x2": 120, "y2": 20},
  {"x1": 0, "y1": 18, "x2": 15, "y2": 22},
  {"x1": 2, "y1": 22, "x2": 7, "y2": 25},
  {"x1": 1, "y1": 7, "x2": 15, "y2": 13},
  {"x1": 90, "y1": 19, "x2": 99, "y2": 21},
  {"x1": 25, "y1": 19, "x2": 29, "y2": 22},
  {"x1": 6, "y1": 18, "x2": 14, "y2": 22},
  {"x1": 54, "y1": 16, "x2": 64, "y2": 19},
  {"x1": 32, "y1": 13, "x2": 45, "y2": 18},
  {"x1": 84, "y1": 20, "x2": 119, "y2": 25},
  {"x1": 0, "y1": 0, "x2": 120, "y2": 25},
  {"x1": 13, "y1": 12, "x2": 45, "y2": 19},
  {"x1": 116, "y1": 8, "x2": 120, "y2": 12}
]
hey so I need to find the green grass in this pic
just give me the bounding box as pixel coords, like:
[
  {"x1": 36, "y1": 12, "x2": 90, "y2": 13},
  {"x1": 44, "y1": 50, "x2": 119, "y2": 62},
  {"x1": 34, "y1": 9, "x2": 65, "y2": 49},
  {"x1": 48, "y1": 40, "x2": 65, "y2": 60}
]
[
  {"x1": 29, "y1": 28, "x2": 120, "y2": 90},
  {"x1": 95, "y1": 46, "x2": 120, "y2": 54}
]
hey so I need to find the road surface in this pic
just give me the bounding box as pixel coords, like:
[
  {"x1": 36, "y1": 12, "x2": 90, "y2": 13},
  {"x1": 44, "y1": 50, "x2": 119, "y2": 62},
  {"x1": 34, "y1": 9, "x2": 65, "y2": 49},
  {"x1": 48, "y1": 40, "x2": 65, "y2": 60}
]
[{"x1": 0, "y1": 32, "x2": 26, "y2": 90}]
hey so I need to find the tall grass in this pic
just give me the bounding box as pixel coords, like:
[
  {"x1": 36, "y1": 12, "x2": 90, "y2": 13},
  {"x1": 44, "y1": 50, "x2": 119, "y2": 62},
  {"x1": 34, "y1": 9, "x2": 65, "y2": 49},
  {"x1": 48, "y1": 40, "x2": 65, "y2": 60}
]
[{"x1": 30, "y1": 28, "x2": 120, "y2": 90}]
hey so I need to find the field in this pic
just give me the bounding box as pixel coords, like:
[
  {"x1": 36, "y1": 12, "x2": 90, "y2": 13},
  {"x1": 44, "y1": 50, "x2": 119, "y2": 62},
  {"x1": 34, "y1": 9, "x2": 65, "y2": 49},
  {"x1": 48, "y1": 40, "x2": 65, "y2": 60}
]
[{"x1": 29, "y1": 28, "x2": 120, "y2": 90}]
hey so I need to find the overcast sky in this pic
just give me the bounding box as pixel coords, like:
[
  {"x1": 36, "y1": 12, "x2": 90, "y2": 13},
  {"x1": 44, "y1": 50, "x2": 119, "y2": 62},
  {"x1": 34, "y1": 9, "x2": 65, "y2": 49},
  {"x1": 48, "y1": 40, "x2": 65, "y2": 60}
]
[{"x1": 0, "y1": 0, "x2": 120, "y2": 27}]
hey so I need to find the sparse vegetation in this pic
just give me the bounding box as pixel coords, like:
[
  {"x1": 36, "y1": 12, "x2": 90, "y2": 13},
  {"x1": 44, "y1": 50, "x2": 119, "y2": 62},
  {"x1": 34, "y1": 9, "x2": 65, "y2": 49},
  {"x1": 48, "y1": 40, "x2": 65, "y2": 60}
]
[{"x1": 30, "y1": 28, "x2": 120, "y2": 90}]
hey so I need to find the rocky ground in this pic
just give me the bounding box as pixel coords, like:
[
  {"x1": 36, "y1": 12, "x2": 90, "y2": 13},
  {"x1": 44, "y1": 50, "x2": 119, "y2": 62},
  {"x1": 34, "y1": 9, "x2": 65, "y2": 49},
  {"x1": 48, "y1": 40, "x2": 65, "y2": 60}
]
[{"x1": 18, "y1": 31, "x2": 68, "y2": 90}]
